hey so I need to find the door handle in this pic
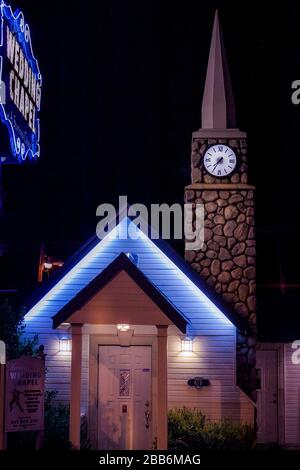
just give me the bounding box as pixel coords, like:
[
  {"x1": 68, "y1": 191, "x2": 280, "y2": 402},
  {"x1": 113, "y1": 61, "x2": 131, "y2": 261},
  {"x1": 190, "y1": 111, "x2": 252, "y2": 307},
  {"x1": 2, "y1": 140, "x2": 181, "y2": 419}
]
[{"x1": 145, "y1": 400, "x2": 151, "y2": 429}]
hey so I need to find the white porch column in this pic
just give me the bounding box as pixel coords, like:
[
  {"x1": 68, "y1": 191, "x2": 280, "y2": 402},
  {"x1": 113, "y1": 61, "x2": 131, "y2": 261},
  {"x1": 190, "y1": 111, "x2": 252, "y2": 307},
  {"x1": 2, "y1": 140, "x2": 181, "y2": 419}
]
[
  {"x1": 156, "y1": 325, "x2": 168, "y2": 450},
  {"x1": 69, "y1": 323, "x2": 83, "y2": 449}
]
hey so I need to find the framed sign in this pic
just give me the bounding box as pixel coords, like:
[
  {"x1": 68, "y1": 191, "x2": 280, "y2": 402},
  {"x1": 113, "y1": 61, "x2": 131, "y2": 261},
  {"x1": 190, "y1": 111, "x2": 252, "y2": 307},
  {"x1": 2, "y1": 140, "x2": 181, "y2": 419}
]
[
  {"x1": 0, "y1": 3, "x2": 42, "y2": 163},
  {"x1": 5, "y1": 356, "x2": 45, "y2": 432}
]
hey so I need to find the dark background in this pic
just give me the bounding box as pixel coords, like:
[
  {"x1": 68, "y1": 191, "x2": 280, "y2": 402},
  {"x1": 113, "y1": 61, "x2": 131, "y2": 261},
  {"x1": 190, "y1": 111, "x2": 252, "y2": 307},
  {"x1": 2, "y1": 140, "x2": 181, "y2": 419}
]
[{"x1": 0, "y1": 0, "x2": 299, "y2": 340}]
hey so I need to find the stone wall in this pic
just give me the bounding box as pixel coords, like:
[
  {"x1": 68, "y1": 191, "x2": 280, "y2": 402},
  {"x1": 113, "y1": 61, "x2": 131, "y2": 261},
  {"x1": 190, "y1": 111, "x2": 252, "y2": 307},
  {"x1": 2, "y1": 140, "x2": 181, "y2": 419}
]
[{"x1": 184, "y1": 135, "x2": 257, "y2": 401}]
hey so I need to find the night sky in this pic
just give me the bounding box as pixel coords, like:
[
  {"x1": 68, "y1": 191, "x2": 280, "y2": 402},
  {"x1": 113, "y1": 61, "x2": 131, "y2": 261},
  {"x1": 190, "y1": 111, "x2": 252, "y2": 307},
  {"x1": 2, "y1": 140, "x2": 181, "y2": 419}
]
[{"x1": 0, "y1": 1, "x2": 300, "y2": 340}]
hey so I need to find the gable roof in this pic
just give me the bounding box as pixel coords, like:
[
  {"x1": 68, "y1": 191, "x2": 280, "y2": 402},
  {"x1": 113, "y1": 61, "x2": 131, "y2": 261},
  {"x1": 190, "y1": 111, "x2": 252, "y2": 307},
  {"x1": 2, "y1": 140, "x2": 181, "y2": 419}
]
[
  {"x1": 52, "y1": 252, "x2": 188, "y2": 332},
  {"x1": 24, "y1": 214, "x2": 248, "y2": 334}
]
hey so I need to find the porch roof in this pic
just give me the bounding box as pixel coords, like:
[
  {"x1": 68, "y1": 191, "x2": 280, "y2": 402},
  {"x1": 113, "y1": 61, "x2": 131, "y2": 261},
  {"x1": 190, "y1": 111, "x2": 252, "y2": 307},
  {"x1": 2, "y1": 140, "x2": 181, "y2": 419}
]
[{"x1": 52, "y1": 252, "x2": 188, "y2": 332}]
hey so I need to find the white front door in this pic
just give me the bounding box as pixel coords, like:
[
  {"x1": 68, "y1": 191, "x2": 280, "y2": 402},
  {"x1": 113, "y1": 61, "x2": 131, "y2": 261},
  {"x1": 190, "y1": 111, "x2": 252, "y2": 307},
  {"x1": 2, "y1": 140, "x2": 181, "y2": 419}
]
[
  {"x1": 98, "y1": 345, "x2": 152, "y2": 450},
  {"x1": 256, "y1": 350, "x2": 278, "y2": 443}
]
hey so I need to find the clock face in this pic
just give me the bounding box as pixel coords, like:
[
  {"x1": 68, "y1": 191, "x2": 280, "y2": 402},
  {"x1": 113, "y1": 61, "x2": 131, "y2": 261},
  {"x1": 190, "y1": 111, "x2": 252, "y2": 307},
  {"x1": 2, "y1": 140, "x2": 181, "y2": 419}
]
[{"x1": 203, "y1": 145, "x2": 237, "y2": 177}]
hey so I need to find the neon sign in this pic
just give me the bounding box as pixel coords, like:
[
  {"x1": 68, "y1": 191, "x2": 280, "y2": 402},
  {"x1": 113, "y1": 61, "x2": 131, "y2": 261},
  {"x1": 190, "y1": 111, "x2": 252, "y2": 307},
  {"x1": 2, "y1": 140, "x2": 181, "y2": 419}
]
[{"x1": 0, "y1": 2, "x2": 42, "y2": 163}]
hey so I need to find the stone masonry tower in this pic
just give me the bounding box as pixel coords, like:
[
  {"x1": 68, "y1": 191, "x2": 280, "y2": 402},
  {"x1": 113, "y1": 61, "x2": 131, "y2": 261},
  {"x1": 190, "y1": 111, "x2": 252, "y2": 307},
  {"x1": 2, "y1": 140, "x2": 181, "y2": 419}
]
[{"x1": 184, "y1": 11, "x2": 256, "y2": 399}]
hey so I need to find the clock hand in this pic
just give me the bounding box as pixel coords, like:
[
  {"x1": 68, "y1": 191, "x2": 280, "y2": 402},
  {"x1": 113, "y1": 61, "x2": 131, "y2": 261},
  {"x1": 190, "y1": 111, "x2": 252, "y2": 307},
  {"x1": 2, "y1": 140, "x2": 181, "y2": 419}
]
[{"x1": 212, "y1": 157, "x2": 223, "y2": 171}]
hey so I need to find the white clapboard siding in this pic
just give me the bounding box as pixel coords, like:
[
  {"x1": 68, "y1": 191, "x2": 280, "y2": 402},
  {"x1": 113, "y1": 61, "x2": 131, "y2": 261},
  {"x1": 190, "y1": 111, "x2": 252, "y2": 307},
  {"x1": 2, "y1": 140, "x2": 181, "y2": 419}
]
[
  {"x1": 23, "y1": 217, "x2": 253, "y2": 422},
  {"x1": 284, "y1": 343, "x2": 300, "y2": 445},
  {"x1": 167, "y1": 334, "x2": 253, "y2": 424}
]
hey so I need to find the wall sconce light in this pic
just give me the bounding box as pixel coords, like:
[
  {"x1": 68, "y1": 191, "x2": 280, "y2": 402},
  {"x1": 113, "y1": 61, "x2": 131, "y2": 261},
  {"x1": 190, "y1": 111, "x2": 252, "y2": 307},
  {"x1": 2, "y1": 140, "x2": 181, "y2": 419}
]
[
  {"x1": 181, "y1": 337, "x2": 193, "y2": 352},
  {"x1": 44, "y1": 262, "x2": 53, "y2": 270},
  {"x1": 59, "y1": 337, "x2": 72, "y2": 352},
  {"x1": 117, "y1": 324, "x2": 130, "y2": 332}
]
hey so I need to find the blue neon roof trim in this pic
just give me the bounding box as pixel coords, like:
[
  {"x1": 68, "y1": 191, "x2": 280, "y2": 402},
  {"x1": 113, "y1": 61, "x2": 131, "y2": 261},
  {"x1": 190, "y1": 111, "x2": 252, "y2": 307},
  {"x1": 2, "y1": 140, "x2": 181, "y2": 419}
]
[{"x1": 24, "y1": 216, "x2": 248, "y2": 332}]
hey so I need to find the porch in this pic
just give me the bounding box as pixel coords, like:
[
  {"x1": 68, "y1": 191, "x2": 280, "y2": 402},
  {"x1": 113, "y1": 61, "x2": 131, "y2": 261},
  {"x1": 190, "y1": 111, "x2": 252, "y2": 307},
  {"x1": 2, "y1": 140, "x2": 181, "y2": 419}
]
[{"x1": 52, "y1": 253, "x2": 188, "y2": 449}]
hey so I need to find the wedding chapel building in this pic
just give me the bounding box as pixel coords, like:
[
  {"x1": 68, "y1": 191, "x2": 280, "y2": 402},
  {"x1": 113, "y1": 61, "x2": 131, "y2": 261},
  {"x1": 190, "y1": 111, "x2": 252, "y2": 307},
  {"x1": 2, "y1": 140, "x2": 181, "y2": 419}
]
[{"x1": 23, "y1": 12, "x2": 300, "y2": 449}]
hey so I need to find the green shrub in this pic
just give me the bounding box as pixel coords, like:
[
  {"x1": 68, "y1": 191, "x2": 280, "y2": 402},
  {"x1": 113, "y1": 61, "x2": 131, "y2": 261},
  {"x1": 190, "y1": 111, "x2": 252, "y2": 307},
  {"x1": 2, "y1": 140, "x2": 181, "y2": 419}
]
[
  {"x1": 0, "y1": 298, "x2": 39, "y2": 359},
  {"x1": 43, "y1": 390, "x2": 91, "y2": 449},
  {"x1": 43, "y1": 390, "x2": 71, "y2": 449},
  {"x1": 168, "y1": 408, "x2": 256, "y2": 451}
]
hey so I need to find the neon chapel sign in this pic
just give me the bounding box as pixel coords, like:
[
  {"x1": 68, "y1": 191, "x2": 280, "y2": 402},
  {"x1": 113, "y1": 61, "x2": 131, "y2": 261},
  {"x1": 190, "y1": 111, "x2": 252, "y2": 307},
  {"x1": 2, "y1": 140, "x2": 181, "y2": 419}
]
[{"x1": 0, "y1": 2, "x2": 42, "y2": 162}]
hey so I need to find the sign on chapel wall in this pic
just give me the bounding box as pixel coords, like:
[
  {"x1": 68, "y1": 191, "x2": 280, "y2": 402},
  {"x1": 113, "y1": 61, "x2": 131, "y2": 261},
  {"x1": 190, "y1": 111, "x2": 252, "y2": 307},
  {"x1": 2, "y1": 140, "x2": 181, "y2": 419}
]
[
  {"x1": 0, "y1": 3, "x2": 42, "y2": 163},
  {"x1": 5, "y1": 356, "x2": 45, "y2": 432}
]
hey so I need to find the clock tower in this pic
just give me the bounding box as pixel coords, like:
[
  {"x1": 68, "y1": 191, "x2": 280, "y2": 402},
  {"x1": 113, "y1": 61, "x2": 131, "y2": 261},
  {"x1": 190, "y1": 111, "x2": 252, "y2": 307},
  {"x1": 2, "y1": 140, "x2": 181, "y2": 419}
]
[{"x1": 184, "y1": 11, "x2": 256, "y2": 399}]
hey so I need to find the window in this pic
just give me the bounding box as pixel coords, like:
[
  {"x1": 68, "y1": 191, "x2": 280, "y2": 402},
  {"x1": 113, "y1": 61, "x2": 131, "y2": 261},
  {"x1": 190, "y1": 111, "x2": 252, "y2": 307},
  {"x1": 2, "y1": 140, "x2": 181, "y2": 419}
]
[{"x1": 119, "y1": 369, "x2": 130, "y2": 396}]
